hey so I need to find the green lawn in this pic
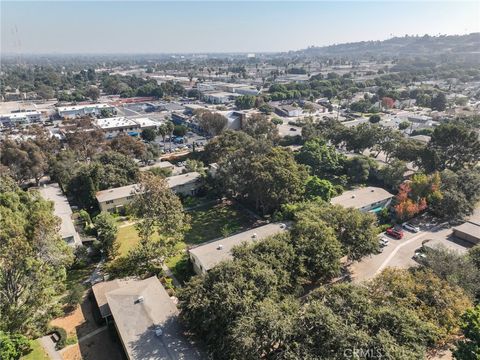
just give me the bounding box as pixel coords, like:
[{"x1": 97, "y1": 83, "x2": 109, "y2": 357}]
[
  {"x1": 185, "y1": 202, "x2": 255, "y2": 244},
  {"x1": 114, "y1": 202, "x2": 256, "y2": 282},
  {"x1": 21, "y1": 340, "x2": 49, "y2": 360}
]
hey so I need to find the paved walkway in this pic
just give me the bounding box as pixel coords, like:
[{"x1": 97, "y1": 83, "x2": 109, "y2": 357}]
[
  {"x1": 162, "y1": 264, "x2": 182, "y2": 288},
  {"x1": 39, "y1": 336, "x2": 62, "y2": 360}
]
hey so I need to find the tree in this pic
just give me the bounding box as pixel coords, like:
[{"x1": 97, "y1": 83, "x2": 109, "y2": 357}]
[
  {"x1": 345, "y1": 156, "x2": 377, "y2": 184},
  {"x1": 430, "y1": 169, "x2": 480, "y2": 221},
  {"x1": 369, "y1": 114, "x2": 381, "y2": 123},
  {"x1": 196, "y1": 110, "x2": 227, "y2": 137},
  {"x1": 0, "y1": 331, "x2": 30, "y2": 360},
  {"x1": 381, "y1": 96, "x2": 395, "y2": 109},
  {"x1": 203, "y1": 130, "x2": 256, "y2": 163},
  {"x1": 291, "y1": 218, "x2": 342, "y2": 282},
  {"x1": 85, "y1": 86, "x2": 100, "y2": 101},
  {"x1": 0, "y1": 178, "x2": 73, "y2": 335},
  {"x1": 424, "y1": 123, "x2": 480, "y2": 172},
  {"x1": 184, "y1": 159, "x2": 205, "y2": 175},
  {"x1": 242, "y1": 114, "x2": 279, "y2": 142},
  {"x1": 173, "y1": 125, "x2": 187, "y2": 137},
  {"x1": 65, "y1": 129, "x2": 107, "y2": 161},
  {"x1": 141, "y1": 128, "x2": 157, "y2": 142},
  {"x1": 217, "y1": 147, "x2": 308, "y2": 214},
  {"x1": 0, "y1": 140, "x2": 48, "y2": 185},
  {"x1": 295, "y1": 138, "x2": 346, "y2": 181},
  {"x1": 290, "y1": 201, "x2": 379, "y2": 261},
  {"x1": 94, "y1": 211, "x2": 119, "y2": 259},
  {"x1": 399, "y1": 121, "x2": 411, "y2": 130},
  {"x1": 379, "y1": 159, "x2": 408, "y2": 190},
  {"x1": 235, "y1": 95, "x2": 256, "y2": 110},
  {"x1": 454, "y1": 306, "x2": 480, "y2": 360},
  {"x1": 65, "y1": 284, "x2": 84, "y2": 310},
  {"x1": 129, "y1": 173, "x2": 189, "y2": 270},
  {"x1": 394, "y1": 182, "x2": 428, "y2": 221},
  {"x1": 110, "y1": 134, "x2": 146, "y2": 159},
  {"x1": 304, "y1": 176, "x2": 336, "y2": 201},
  {"x1": 431, "y1": 92, "x2": 447, "y2": 111}
]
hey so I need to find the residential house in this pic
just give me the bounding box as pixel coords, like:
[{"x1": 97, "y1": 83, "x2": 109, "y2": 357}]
[
  {"x1": 39, "y1": 183, "x2": 82, "y2": 247},
  {"x1": 96, "y1": 172, "x2": 202, "y2": 212},
  {"x1": 452, "y1": 221, "x2": 480, "y2": 245},
  {"x1": 330, "y1": 186, "x2": 394, "y2": 213},
  {"x1": 91, "y1": 276, "x2": 202, "y2": 360},
  {"x1": 188, "y1": 223, "x2": 288, "y2": 275}
]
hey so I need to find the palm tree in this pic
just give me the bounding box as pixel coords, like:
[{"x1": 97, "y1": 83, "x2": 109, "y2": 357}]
[
  {"x1": 158, "y1": 124, "x2": 167, "y2": 145},
  {"x1": 165, "y1": 121, "x2": 174, "y2": 151}
]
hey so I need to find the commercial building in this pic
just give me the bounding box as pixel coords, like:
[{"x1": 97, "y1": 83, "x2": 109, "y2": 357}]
[
  {"x1": 96, "y1": 172, "x2": 202, "y2": 212},
  {"x1": 91, "y1": 276, "x2": 201, "y2": 360},
  {"x1": 203, "y1": 92, "x2": 241, "y2": 104},
  {"x1": 330, "y1": 186, "x2": 394, "y2": 213},
  {"x1": 0, "y1": 111, "x2": 42, "y2": 127},
  {"x1": 452, "y1": 221, "x2": 480, "y2": 245},
  {"x1": 57, "y1": 103, "x2": 115, "y2": 119},
  {"x1": 274, "y1": 104, "x2": 302, "y2": 117},
  {"x1": 94, "y1": 117, "x2": 159, "y2": 138},
  {"x1": 188, "y1": 223, "x2": 288, "y2": 275},
  {"x1": 39, "y1": 183, "x2": 82, "y2": 247}
]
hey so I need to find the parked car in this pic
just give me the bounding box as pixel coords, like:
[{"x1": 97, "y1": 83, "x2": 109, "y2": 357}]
[
  {"x1": 402, "y1": 222, "x2": 420, "y2": 233},
  {"x1": 386, "y1": 227, "x2": 404, "y2": 239},
  {"x1": 290, "y1": 127, "x2": 297, "y2": 131},
  {"x1": 413, "y1": 251, "x2": 427, "y2": 262},
  {"x1": 379, "y1": 237, "x2": 389, "y2": 247}
]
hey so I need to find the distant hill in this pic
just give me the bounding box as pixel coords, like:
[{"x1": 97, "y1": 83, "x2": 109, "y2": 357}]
[{"x1": 296, "y1": 33, "x2": 480, "y2": 59}]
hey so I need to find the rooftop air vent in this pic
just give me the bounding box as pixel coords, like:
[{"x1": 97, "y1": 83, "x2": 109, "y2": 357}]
[
  {"x1": 135, "y1": 296, "x2": 144, "y2": 304},
  {"x1": 217, "y1": 244, "x2": 223, "y2": 250},
  {"x1": 155, "y1": 327, "x2": 163, "y2": 337}
]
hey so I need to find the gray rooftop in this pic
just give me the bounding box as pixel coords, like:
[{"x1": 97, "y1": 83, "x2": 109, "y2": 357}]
[
  {"x1": 454, "y1": 221, "x2": 480, "y2": 239},
  {"x1": 105, "y1": 277, "x2": 202, "y2": 360},
  {"x1": 95, "y1": 173, "x2": 201, "y2": 203},
  {"x1": 331, "y1": 187, "x2": 394, "y2": 209},
  {"x1": 189, "y1": 223, "x2": 287, "y2": 272},
  {"x1": 39, "y1": 183, "x2": 81, "y2": 246},
  {"x1": 96, "y1": 184, "x2": 138, "y2": 203}
]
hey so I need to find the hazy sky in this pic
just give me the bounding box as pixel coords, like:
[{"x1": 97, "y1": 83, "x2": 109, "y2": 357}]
[{"x1": 1, "y1": 1, "x2": 479, "y2": 54}]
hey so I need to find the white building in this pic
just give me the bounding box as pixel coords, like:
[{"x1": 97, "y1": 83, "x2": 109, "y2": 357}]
[
  {"x1": 95, "y1": 117, "x2": 141, "y2": 139},
  {"x1": 57, "y1": 104, "x2": 115, "y2": 119},
  {"x1": 0, "y1": 111, "x2": 42, "y2": 126},
  {"x1": 39, "y1": 183, "x2": 82, "y2": 247}
]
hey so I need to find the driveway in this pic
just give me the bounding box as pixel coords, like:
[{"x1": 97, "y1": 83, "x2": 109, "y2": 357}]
[{"x1": 350, "y1": 220, "x2": 473, "y2": 283}]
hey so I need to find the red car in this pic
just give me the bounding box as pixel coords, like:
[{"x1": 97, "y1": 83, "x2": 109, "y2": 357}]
[{"x1": 386, "y1": 227, "x2": 404, "y2": 239}]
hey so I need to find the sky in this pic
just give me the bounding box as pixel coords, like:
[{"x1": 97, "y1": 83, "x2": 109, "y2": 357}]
[{"x1": 1, "y1": 1, "x2": 479, "y2": 54}]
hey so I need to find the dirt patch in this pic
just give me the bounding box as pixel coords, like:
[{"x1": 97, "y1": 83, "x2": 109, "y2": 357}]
[{"x1": 51, "y1": 294, "x2": 99, "y2": 339}]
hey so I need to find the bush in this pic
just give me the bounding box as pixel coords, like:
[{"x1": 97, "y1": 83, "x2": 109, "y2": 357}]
[
  {"x1": 271, "y1": 117, "x2": 283, "y2": 125},
  {"x1": 65, "y1": 284, "x2": 84, "y2": 310},
  {"x1": 49, "y1": 326, "x2": 67, "y2": 350}
]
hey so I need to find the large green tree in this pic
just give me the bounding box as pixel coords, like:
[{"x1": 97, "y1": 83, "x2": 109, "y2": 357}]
[
  {"x1": 93, "y1": 212, "x2": 119, "y2": 259},
  {"x1": 0, "y1": 177, "x2": 73, "y2": 335}
]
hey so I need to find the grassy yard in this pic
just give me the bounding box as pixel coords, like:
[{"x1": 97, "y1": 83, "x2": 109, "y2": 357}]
[
  {"x1": 185, "y1": 202, "x2": 256, "y2": 244},
  {"x1": 113, "y1": 202, "x2": 256, "y2": 282},
  {"x1": 21, "y1": 340, "x2": 49, "y2": 360}
]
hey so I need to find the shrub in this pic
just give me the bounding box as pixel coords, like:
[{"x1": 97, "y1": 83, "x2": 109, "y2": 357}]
[
  {"x1": 271, "y1": 117, "x2": 283, "y2": 125},
  {"x1": 65, "y1": 284, "x2": 84, "y2": 310},
  {"x1": 49, "y1": 326, "x2": 67, "y2": 350}
]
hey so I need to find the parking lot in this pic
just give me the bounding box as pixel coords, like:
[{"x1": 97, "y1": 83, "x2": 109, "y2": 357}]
[{"x1": 350, "y1": 216, "x2": 474, "y2": 283}]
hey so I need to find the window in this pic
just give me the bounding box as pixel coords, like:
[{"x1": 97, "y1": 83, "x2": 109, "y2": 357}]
[
  {"x1": 106, "y1": 200, "x2": 114, "y2": 204},
  {"x1": 126, "y1": 195, "x2": 134, "y2": 200}
]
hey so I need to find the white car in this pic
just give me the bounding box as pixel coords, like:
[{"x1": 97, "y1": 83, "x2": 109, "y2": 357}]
[
  {"x1": 379, "y1": 237, "x2": 389, "y2": 247},
  {"x1": 402, "y1": 222, "x2": 420, "y2": 233}
]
